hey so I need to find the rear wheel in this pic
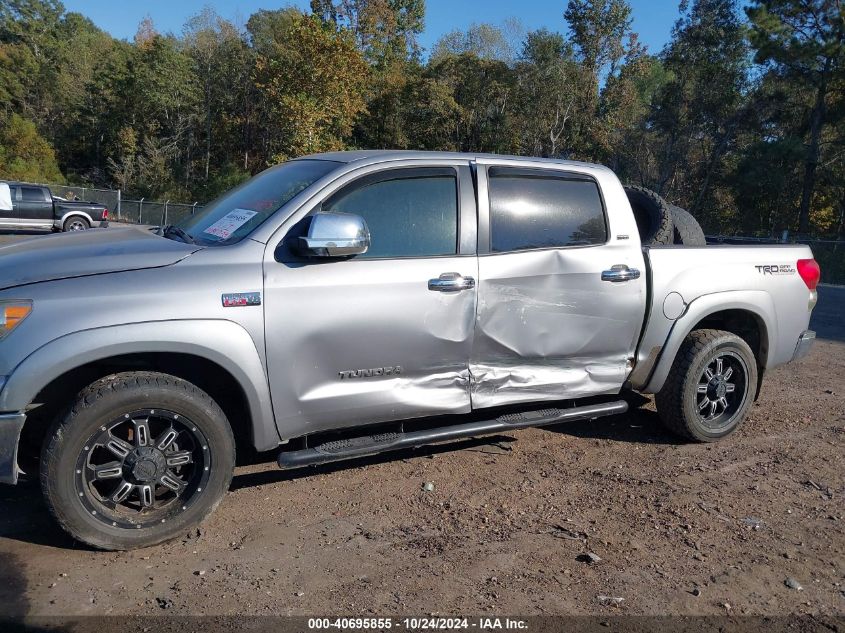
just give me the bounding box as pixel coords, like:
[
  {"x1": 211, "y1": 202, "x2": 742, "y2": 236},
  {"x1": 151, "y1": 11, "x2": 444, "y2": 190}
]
[
  {"x1": 41, "y1": 371, "x2": 235, "y2": 550},
  {"x1": 63, "y1": 216, "x2": 90, "y2": 232},
  {"x1": 655, "y1": 329, "x2": 757, "y2": 442}
]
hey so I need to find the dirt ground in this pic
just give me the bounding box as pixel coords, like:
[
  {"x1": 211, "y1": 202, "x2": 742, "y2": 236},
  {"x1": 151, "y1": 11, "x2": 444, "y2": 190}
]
[{"x1": 0, "y1": 229, "x2": 842, "y2": 619}]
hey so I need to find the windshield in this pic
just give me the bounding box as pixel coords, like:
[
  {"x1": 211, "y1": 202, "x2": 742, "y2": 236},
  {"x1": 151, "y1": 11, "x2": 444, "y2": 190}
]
[{"x1": 178, "y1": 159, "x2": 339, "y2": 244}]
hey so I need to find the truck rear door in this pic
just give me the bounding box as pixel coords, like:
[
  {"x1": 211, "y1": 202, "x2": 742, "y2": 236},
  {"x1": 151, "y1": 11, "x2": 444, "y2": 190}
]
[
  {"x1": 16, "y1": 185, "x2": 53, "y2": 225},
  {"x1": 470, "y1": 159, "x2": 647, "y2": 408}
]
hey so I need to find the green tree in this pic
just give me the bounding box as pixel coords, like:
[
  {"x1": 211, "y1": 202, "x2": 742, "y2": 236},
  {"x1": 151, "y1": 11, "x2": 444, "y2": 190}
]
[
  {"x1": 564, "y1": 0, "x2": 637, "y2": 82},
  {"x1": 251, "y1": 11, "x2": 368, "y2": 161},
  {"x1": 650, "y1": 0, "x2": 750, "y2": 224},
  {"x1": 431, "y1": 20, "x2": 524, "y2": 64},
  {"x1": 563, "y1": 0, "x2": 646, "y2": 162},
  {"x1": 309, "y1": 0, "x2": 424, "y2": 65},
  {"x1": 0, "y1": 112, "x2": 63, "y2": 181},
  {"x1": 514, "y1": 29, "x2": 593, "y2": 157},
  {"x1": 184, "y1": 7, "x2": 253, "y2": 184},
  {"x1": 426, "y1": 52, "x2": 518, "y2": 153},
  {"x1": 747, "y1": 0, "x2": 845, "y2": 233}
]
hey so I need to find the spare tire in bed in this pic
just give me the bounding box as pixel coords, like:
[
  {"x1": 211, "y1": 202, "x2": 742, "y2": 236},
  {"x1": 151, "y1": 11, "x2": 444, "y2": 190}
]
[
  {"x1": 669, "y1": 204, "x2": 706, "y2": 246},
  {"x1": 623, "y1": 185, "x2": 674, "y2": 245}
]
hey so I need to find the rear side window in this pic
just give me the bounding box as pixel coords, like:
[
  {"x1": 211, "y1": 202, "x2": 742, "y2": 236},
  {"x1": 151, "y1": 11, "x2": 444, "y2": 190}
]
[
  {"x1": 323, "y1": 169, "x2": 458, "y2": 259},
  {"x1": 21, "y1": 187, "x2": 45, "y2": 202},
  {"x1": 20, "y1": 187, "x2": 46, "y2": 202},
  {"x1": 488, "y1": 167, "x2": 607, "y2": 252}
]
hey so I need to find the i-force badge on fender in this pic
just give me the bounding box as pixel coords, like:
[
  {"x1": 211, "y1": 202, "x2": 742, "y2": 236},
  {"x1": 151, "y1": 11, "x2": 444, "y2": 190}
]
[{"x1": 222, "y1": 292, "x2": 262, "y2": 307}]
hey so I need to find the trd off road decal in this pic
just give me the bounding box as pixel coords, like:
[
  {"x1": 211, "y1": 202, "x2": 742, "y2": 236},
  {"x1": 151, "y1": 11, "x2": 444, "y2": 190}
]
[{"x1": 755, "y1": 264, "x2": 796, "y2": 276}]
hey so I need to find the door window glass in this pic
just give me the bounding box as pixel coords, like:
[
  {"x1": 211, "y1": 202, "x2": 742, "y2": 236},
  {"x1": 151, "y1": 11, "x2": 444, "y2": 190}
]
[
  {"x1": 323, "y1": 171, "x2": 458, "y2": 258},
  {"x1": 20, "y1": 187, "x2": 45, "y2": 202},
  {"x1": 488, "y1": 168, "x2": 607, "y2": 252}
]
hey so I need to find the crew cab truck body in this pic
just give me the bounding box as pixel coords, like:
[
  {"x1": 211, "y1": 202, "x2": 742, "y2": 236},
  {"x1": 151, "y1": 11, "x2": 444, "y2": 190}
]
[
  {"x1": 0, "y1": 182, "x2": 109, "y2": 232},
  {"x1": 0, "y1": 151, "x2": 818, "y2": 549}
]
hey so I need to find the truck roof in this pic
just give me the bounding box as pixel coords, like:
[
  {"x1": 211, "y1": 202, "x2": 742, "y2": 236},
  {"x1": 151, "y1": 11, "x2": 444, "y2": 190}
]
[{"x1": 295, "y1": 150, "x2": 612, "y2": 173}]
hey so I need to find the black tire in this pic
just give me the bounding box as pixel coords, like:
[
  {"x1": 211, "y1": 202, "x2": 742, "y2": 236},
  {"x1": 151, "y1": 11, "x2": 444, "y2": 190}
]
[
  {"x1": 41, "y1": 371, "x2": 235, "y2": 550},
  {"x1": 669, "y1": 204, "x2": 706, "y2": 246},
  {"x1": 655, "y1": 329, "x2": 757, "y2": 442},
  {"x1": 63, "y1": 216, "x2": 90, "y2": 232},
  {"x1": 623, "y1": 185, "x2": 674, "y2": 245}
]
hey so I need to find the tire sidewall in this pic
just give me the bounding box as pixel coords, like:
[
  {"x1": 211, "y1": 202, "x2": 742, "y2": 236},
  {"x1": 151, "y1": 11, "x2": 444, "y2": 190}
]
[
  {"x1": 42, "y1": 376, "x2": 234, "y2": 550},
  {"x1": 680, "y1": 336, "x2": 757, "y2": 441},
  {"x1": 624, "y1": 185, "x2": 674, "y2": 245},
  {"x1": 63, "y1": 216, "x2": 90, "y2": 232}
]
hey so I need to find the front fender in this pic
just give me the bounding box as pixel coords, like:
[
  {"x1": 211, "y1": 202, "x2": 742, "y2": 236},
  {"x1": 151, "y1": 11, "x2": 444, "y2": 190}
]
[
  {"x1": 641, "y1": 290, "x2": 777, "y2": 394},
  {"x1": 0, "y1": 320, "x2": 280, "y2": 451}
]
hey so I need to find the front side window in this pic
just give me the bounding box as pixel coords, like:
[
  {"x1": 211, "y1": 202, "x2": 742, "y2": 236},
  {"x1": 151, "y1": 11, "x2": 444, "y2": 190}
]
[
  {"x1": 488, "y1": 167, "x2": 607, "y2": 253},
  {"x1": 322, "y1": 169, "x2": 458, "y2": 259},
  {"x1": 179, "y1": 159, "x2": 339, "y2": 245}
]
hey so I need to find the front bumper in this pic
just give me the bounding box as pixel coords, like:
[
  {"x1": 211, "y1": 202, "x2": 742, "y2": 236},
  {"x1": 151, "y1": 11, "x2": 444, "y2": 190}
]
[{"x1": 792, "y1": 330, "x2": 816, "y2": 362}]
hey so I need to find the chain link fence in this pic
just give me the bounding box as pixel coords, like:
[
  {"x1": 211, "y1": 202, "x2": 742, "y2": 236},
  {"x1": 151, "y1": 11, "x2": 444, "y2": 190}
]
[
  {"x1": 45, "y1": 183, "x2": 202, "y2": 226},
  {"x1": 118, "y1": 200, "x2": 201, "y2": 225},
  {"x1": 707, "y1": 235, "x2": 845, "y2": 286},
  {"x1": 49, "y1": 184, "x2": 120, "y2": 212}
]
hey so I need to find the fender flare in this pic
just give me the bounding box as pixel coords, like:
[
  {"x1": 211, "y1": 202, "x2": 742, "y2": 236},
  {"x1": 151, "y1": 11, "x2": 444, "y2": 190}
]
[
  {"x1": 0, "y1": 320, "x2": 280, "y2": 451},
  {"x1": 55, "y1": 209, "x2": 96, "y2": 228},
  {"x1": 642, "y1": 290, "x2": 777, "y2": 394}
]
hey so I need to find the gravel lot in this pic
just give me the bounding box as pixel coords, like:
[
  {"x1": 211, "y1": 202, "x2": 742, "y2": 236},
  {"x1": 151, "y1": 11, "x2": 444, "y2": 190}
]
[{"x1": 0, "y1": 229, "x2": 842, "y2": 621}]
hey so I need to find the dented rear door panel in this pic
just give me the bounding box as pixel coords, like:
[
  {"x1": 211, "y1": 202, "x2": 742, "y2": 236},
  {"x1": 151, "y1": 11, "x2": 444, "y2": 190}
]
[{"x1": 470, "y1": 160, "x2": 647, "y2": 408}]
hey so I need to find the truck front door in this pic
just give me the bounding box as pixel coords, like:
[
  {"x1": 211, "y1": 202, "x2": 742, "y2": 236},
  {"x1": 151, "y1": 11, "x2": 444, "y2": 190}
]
[
  {"x1": 263, "y1": 161, "x2": 478, "y2": 438},
  {"x1": 470, "y1": 160, "x2": 647, "y2": 409}
]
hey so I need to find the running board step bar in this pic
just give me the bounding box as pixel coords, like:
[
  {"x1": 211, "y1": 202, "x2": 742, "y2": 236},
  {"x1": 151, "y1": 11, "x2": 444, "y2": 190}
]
[{"x1": 276, "y1": 400, "x2": 628, "y2": 470}]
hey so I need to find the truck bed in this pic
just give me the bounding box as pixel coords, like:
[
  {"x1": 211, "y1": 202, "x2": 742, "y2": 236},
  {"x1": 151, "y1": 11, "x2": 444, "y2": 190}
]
[{"x1": 628, "y1": 243, "x2": 815, "y2": 392}]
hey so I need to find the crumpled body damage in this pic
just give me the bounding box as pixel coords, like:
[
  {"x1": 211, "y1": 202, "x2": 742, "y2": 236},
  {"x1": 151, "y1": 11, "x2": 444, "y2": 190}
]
[
  {"x1": 470, "y1": 360, "x2": 627, "y2": 408},
  {"x1": 470, "y1": 246, "x2": 644, "y2": 408}
]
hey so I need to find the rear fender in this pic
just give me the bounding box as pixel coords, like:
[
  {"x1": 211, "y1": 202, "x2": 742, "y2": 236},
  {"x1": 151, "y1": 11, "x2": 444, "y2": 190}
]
[{"x1": 641, "y1": 290, "x2": 776, "y2": 394}]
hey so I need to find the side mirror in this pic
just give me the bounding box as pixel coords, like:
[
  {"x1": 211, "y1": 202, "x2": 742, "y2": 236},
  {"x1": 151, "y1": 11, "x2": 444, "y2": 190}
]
[{"x1": 296, "y1": 212, "x2": 370, "y2": 257}]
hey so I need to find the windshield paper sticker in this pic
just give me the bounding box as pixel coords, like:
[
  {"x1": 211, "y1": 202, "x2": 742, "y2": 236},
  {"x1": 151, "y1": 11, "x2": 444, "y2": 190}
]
[{"x1": 203, "y1": 208, "x2": 258, "y2": 240}]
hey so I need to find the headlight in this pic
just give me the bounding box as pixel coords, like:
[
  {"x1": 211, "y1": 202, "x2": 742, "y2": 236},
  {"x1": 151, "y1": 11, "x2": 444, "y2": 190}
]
[{"x1": 0, "y1": 301, "x2": 32, "y2": 340}]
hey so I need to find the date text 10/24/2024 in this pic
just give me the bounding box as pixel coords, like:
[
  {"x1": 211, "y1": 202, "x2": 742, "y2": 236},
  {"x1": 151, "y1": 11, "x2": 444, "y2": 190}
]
[{"x1": 307, "y1": 618, "x2": 529, "y2": 630}]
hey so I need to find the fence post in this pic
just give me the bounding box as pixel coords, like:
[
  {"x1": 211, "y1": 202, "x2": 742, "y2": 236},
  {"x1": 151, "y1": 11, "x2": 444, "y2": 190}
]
[
  {"x1": 117, "y1": 189, "x2": 122, "y2": 221},
  {"x1": 139, "y1": 197, "x2": 144, "y2": 225},
  {"x1": 163, "y1": 200, "x2": 169, "y2": 226}
]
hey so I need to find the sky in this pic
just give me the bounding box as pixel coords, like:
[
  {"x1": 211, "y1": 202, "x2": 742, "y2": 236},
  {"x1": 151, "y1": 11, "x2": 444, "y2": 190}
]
[{"x1": 61, "y1": 0, "x2": 683, "y2": 57}]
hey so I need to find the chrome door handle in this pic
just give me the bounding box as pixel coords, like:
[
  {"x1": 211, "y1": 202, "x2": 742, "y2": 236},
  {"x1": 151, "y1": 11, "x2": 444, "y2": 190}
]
[
  {"x1": 428, "y1": 272, "x2": 476, "y2": 292},
  {"x1": 601, "y1": 265, "x2": 641, "y2": 282}
]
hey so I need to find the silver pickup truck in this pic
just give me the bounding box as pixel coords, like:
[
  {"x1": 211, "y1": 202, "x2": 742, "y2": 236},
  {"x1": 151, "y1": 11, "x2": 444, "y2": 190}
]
[{"x1": 0, "y1": 151, "x2": 819, "y2": 549}]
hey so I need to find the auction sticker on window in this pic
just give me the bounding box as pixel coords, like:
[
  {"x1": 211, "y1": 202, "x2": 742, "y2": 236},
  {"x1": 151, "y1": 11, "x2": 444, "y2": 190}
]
[{"x1": 203, "y1": 208, "x2": 258, "y2": 240}]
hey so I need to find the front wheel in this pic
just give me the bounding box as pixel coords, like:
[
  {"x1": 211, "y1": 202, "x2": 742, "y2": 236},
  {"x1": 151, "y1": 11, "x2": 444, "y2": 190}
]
[
  {"x1": 655, "y1": 329, "x2": 757, "y2": 442},
  {"x1": 41, "y1": 372, "x2": 235, "y2": 550}
]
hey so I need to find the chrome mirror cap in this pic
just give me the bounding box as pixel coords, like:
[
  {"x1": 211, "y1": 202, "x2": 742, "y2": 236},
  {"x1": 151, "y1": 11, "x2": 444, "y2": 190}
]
[{"x1": 297, "y1": 212, "x2": 370, "y2": 257}]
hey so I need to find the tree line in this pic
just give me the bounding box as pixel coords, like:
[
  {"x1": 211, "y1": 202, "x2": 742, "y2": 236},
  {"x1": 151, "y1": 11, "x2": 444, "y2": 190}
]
[{"x1": 0, "y1": 0, "x2": 843, "y2": 238}]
